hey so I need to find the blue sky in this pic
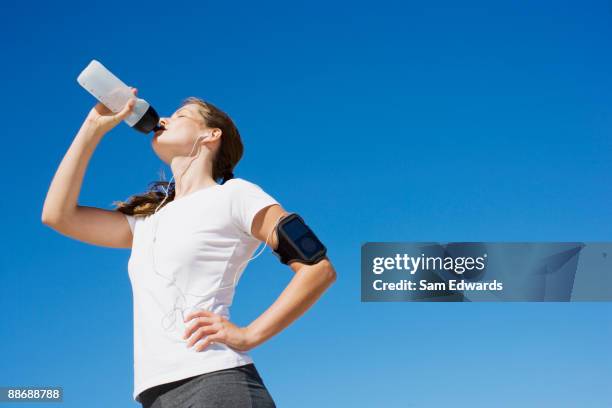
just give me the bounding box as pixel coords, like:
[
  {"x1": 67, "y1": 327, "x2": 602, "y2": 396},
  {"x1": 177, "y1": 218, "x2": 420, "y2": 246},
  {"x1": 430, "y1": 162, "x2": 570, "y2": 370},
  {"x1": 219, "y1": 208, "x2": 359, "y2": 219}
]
[{"x1": 2, "y1": 0, "x2": 611, "y2": 406}]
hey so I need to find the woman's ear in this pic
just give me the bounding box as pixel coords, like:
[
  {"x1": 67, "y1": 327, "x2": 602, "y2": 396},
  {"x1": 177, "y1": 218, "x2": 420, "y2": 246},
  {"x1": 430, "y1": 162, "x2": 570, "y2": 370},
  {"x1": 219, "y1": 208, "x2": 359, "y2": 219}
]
[
  {"x1": 198, "y1": 128, "x2": 222, "y2": 143},
  {"x1": 211, "y1": 128, "x2": 222, "y2": 140}
]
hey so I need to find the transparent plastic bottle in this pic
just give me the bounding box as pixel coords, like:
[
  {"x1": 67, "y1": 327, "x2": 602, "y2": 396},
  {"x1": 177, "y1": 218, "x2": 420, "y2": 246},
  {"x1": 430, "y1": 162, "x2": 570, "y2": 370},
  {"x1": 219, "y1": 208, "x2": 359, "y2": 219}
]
[{"x1": 77, "y1": 59, "x2": 163, "y2": 134}]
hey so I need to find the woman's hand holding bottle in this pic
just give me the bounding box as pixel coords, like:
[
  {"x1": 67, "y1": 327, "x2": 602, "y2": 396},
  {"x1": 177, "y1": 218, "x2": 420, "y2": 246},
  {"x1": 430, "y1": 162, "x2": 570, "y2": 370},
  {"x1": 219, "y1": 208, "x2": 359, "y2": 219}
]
[{"x1": 83, "y1": 87, "x2": 138, "y2": 136}]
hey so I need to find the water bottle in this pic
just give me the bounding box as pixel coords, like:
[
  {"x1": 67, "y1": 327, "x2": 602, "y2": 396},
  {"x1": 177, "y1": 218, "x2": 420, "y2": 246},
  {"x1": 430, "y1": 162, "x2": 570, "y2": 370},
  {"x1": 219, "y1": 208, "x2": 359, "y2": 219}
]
[{"x1": 77, "y1": 59, "x2": 163, "y2": 134}]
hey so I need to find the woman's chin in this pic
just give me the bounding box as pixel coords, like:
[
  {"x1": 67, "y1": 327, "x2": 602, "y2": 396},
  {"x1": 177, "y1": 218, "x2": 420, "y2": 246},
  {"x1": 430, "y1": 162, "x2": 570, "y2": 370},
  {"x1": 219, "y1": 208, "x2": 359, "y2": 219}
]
[
  {"x1": 151, "y1": 135, "x2": 167, "y2": 147},
  {"x1": 150, "y1": 141, "x2": 163, "y2": 158}
]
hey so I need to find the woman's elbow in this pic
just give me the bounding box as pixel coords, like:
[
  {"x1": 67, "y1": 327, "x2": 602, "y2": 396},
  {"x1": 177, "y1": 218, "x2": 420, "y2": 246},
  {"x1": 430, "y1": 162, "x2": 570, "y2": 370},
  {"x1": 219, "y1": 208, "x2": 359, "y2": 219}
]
[
  {"x1": 41, "y1": 211, "x2": 60, "y2": 227},
  {"x1": 290, "y1": 257, "x2": 337, "y2": 284},
  {"x1": 319, "y1": 258, "x2": 337, "y2": 284}
]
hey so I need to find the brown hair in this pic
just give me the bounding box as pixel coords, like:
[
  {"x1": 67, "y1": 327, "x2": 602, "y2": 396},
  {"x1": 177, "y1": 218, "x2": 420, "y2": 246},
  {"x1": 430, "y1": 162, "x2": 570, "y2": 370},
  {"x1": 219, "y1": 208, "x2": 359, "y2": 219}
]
[{"x1": 112, "y1": 97, "x2": 244, "y2": 217}]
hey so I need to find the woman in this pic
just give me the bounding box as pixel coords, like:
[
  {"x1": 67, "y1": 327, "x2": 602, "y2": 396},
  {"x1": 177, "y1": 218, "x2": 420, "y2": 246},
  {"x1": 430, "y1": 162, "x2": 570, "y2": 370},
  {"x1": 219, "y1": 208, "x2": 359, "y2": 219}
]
[{"x1": 41, "y1": 88, "x2": 337, "y2": 407}]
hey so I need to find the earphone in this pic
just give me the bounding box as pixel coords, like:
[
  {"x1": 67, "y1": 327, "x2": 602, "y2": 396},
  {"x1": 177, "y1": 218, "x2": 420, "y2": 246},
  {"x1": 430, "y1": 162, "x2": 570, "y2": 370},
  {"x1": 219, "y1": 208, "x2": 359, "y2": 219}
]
[{"x1": 150, "y1": 132, "x2": 284, "y2": 332}]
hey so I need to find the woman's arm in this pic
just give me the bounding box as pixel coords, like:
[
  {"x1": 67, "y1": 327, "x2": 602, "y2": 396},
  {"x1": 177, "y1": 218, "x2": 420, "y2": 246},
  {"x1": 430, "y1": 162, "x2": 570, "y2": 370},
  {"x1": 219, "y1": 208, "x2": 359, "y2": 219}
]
[
  {"x1": 41, "y1": 89, "x2": 138, "y2": 249},
  {"x1": 183, "y1": 204, "x2": 337, "y2": 352},
  {"x1": 245, "y1": 204, "x2": 337, "y2": 348}
]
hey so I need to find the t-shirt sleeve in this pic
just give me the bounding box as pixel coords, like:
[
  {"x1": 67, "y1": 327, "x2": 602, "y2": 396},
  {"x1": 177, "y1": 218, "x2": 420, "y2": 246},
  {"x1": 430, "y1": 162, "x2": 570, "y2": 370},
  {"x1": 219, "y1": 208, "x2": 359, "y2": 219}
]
[
  {"x1": 123, "y1": 213, "x2": 136, "y2": 234},
  {"x1": 230, "y1": 179, "x2": 280, "y2": 239}
]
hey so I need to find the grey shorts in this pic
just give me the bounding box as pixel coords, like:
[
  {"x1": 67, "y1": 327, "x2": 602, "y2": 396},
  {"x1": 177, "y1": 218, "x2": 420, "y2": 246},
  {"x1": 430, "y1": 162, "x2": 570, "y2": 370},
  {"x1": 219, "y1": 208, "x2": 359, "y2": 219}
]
[{"x1": 137, "y1": 363, "x2": 276, "y2": 408}]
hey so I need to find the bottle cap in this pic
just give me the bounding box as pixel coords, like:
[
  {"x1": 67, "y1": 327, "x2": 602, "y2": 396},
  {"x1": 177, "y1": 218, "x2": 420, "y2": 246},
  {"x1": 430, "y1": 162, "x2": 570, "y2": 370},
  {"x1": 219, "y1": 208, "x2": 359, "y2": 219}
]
[{"x1": 133, "y1": 105, "x2": 161, "y2": 134}]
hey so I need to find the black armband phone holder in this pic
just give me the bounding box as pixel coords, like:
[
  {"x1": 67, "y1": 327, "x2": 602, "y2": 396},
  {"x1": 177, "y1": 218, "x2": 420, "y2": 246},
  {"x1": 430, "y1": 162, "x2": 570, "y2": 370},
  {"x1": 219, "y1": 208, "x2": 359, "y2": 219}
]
[{"x1": 272, "y1": 213, "x2": 327, "y2": 265}]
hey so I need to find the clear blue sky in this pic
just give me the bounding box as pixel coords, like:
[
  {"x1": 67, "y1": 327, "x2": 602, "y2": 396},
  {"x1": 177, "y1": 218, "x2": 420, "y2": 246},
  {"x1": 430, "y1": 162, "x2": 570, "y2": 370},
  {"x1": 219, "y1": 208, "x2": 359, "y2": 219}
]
[{"x1": 2, "y1": 0, "x2": 611, "y2": 406}]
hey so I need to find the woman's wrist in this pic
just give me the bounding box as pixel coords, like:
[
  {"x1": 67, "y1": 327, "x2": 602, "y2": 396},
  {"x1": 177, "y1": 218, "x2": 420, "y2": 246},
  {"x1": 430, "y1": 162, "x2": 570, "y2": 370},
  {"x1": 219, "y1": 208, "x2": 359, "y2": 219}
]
[
  {"x1": 79, "y1": 119, "x2": 106, "y2": 140},
  {"x1": 244, "y1": 325, "x2": 264, "y2": 349}
]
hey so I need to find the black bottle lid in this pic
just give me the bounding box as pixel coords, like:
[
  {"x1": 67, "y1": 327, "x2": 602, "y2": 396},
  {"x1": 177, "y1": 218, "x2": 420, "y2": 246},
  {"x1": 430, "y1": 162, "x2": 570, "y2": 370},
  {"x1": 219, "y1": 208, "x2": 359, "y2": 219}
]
[{"x1": 133, "y1": 105, "x2": 161, "y2": 134}]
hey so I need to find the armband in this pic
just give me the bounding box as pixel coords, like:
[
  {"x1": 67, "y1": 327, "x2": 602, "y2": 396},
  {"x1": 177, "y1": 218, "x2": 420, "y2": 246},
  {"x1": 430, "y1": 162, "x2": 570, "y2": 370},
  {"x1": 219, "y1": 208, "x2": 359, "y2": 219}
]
[{"x1": 272, "y1": 213, "x2": 327, "y2": 265}]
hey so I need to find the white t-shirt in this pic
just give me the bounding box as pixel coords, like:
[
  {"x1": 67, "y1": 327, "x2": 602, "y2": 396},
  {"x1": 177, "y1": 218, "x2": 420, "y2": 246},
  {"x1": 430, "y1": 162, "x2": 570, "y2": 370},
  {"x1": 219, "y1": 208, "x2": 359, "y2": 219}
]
[{"x1": 123, "y1": 177, "x2": 279, "y2": 402}]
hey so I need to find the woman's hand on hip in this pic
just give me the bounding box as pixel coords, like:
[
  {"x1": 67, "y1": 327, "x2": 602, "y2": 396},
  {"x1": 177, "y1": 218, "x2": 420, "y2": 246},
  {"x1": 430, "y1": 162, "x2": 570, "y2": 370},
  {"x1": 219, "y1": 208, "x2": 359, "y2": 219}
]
[
  {"x1": 83, "y1": 87, "x2": 137, "y2": 136},
  {"x1": 183, "y1": 310, "x2": 255, "y2": 352}
]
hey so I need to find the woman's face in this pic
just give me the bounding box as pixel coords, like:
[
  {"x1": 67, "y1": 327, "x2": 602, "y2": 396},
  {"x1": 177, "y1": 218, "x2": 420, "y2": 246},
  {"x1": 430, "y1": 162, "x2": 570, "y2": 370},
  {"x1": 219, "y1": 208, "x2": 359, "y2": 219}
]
[{"x1": 151, "y1": 103, "x2": 211, "y2": 164}]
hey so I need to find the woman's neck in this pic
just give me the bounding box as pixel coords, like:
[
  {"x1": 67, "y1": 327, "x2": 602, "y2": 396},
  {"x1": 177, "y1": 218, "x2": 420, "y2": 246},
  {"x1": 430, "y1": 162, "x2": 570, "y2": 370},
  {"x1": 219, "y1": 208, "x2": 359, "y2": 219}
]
[{"x1": 170, "y1": 153, "x2": 217, "y2": 199}]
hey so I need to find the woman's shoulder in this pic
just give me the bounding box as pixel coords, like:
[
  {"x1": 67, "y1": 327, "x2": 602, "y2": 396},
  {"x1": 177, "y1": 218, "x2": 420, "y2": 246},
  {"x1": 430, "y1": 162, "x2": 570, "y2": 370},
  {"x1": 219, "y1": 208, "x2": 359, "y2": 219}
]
[
  {"x1": 225, "y1": 177, "x2": 266, "y2": 191},
  {"x1": 224, "y1": 177, "x2": 277, "y2": 202}
]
